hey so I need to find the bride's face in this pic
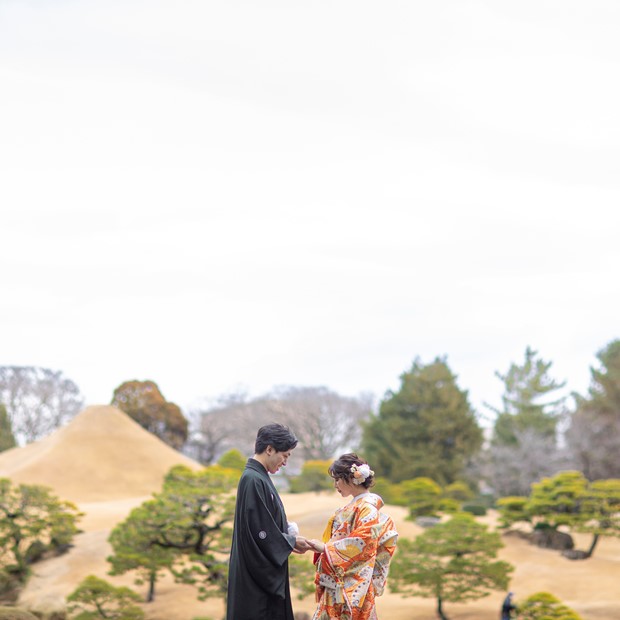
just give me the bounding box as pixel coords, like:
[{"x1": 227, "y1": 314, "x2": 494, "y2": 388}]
[{"x1": 333, "y1": 475, "x2": 357, "y2": 497}]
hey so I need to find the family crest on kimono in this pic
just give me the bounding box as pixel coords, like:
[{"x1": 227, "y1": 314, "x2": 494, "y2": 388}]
[{"x1": 308, "y1": 453, "x2": 398, "y2": 620}]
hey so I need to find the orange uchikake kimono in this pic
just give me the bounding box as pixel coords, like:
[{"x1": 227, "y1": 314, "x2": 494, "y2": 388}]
[{"x1": 312, "y1": 492, "x2": 398, "y2": 620}]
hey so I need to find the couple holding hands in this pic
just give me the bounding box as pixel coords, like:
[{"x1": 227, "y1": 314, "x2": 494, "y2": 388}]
[{"x1": 226, "y1": 424, "x2": 398, "y2": 620}]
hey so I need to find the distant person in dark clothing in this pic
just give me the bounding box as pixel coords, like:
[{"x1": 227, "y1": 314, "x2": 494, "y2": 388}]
[{"x1": 501, "y1": 592, "x2": 516, "y2": 619}]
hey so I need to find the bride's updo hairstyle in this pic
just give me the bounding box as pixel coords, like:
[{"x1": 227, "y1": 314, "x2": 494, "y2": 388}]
[{"x1": 329, "y1": 453, "x2": 375, "y2": 489}]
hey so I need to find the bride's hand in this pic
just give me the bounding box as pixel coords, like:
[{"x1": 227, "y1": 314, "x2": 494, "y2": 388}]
[{"x1": 308, "y1": 539, "x2": 325, "y2": 553}]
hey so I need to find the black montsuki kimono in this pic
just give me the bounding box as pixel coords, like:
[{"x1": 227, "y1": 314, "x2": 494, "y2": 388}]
[{"x1": 226, "y1": 458, "x2": 296, "y2": 620}]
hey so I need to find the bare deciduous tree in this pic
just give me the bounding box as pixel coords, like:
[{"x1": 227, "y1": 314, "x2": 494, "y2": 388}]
[
  {"x1": 186, "y1": 386, "x2": 374, "y2": 469},
  {"x1": 265, "y1": 386, "x2": 373, "y2": 461},
  {"x1": 566, "y1": 407, "x2": 620, "y2": 480},
  {"x1": 479, "y1": 428, "x2": 572, "y2": 497},
  {"x1": 185, "y1": 391, "x2": 274, "y2": 465},
  {"x1": 0, "y1": 366, "x2": 84, "y2": 445}
]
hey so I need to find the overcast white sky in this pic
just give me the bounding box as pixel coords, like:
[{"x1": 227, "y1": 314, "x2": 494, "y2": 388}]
[{"x1": 1, "y1": 1, "x2": 619, "y2": 422}]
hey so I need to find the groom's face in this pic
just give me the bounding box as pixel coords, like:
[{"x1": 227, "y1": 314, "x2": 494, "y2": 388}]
[{"x1": 265, "y1": 446, "x2": 293, "y2": 474}]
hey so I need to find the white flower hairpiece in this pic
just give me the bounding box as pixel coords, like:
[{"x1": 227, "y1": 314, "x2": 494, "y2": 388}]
[{"x1": 350, "y1": 463, "x2": 374, "y2": 485}]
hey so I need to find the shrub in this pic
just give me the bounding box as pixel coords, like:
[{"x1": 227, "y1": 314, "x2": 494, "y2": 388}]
[
  {"x1": 462, "y1": 504, "x2": 487, "y2": 516},
  {"x1": 438, "y1": 498, "x2": 460, "y2": 514},
  {"x1": 289, "y1": 460, "x2": 332, "y2": 493},
  {"x1": 371, "y1": 477, "x2": 403, "y2": 505},
  {"x1": 444, "y1": 481, "x2": 475, "y2": 502},
  {"x1": 518, "y1": 591, "x2": 583, "y2": 619},
  {"x1": 217, "y1": 449, "x2": 246, "y2": 472},
  {"x1": 401, "y1": 478, "x2": 442, "y2": 518}
]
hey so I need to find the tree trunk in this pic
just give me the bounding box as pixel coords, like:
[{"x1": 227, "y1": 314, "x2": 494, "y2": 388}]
[
  {"x1": 147, "y1": 572, "x2": 156, "y2": 602},
  {"x1": 437, "y1": 594, "x2": 449, "y2": 620},
  {"x1": 586, "y1": 533, "x2": 600, "y2": 558}
]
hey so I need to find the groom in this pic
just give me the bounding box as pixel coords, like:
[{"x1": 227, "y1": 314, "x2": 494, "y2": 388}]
[{"x1": 226, "y1": 423, "x2": 312, "y2": 620}]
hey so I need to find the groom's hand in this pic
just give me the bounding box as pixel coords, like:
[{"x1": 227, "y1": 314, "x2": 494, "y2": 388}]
[{"x1": 293, "y1": 536, "x2": 313, "y2": 553}]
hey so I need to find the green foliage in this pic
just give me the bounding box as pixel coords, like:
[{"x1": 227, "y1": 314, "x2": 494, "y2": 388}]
[
  {"x1": 217, "y1": 449, "x2": 246, "y2": 472},
  {"x1": 527, "y1": 471, "x2": 587, "y2": 529},
  {"x1": 496, "y1": 496, "x2": 530, "y2": 528},
  {"x1": 462, "y1": 504, "x2": 487, "y2": 516},
  {"x1": 66, "y1": 575, "x2": 144, "y2": 620},
  {"x1": 289, "y1": 460, "x2": 332, "y2": 493},
  {"x1": 390, "y1": 513, "x2": 513, "y2": 619},
  {"x1": 401, "y1": 478, "x2": 443, "y2": 518},
  {"x1": 496, "y1": 472, "x2": 620, "y2": 557},
  {"x1": 567, "y1": 339, "x2": 620, "y2": 480},
  {"x1": 584, "y1": 340, "x2": 620, "y2": 412},
  {"x1": 363, "y1": 357, "x2": 483, "y2": 485},
  {"x1": 288, "y1": 554, "x2": 316, "y2": 600},
  {"x1": 107, "y1": 465, "x2": 236, "y2": 603},
  {"x1": 0, "y1": 478, "x2": 82, "y2": 581},
  {"x1": 111, "y1": 380, "x2": 188, "y2": 450},
  {"x1": 158, "y1": 464, "x2": 237, "y2": 599},
  {"x1": 108, "y1": 503, "x2": 177, "y2": 602},
  {"x1": 371, "y1": 477, "x2": 402, "y2": 505},
  {"x1": 489, "y1": 347, "x2": 566, "y2": 446},
  {"x1": 518, "y1": 591, "x2": 583, "y2": 619},
  {"x1": 376, "y1": 475, "x2": 476, "y2": 516},
  {"x1": 443, "y1": 481, "x2": 474, "y2": 503},
  {"x1": 0, "y1": 406, "x2": 16, "y2": 453},
  {"x1": 437, "y1": 498, "x2": 460, "y2": 514},
  {"x1": 584, "y1": 478, "x2": 620, "y2": 535}
]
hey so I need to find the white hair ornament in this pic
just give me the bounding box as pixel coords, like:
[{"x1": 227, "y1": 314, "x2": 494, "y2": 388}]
[{"x1": 350, "y1": 463, "x2": 374, "y2": 485}]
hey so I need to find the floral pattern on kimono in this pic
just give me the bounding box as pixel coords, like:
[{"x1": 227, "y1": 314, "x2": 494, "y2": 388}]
[{"x1": 312, "y1": 492, "x2": 398, "y2": 620}]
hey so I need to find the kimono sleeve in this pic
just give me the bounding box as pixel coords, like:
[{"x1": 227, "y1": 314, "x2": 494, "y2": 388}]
[{"x1": 317, "y1": 502, "x2": 384, "y2": 609}]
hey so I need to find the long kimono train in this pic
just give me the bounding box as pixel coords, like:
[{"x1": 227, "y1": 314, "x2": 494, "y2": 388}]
[
  {"x1": 312, "y1": 492, "x2": 398, "y2": 620},
  {"x1": 226, "y1": 458, "x2": 297, "y2": 620}
]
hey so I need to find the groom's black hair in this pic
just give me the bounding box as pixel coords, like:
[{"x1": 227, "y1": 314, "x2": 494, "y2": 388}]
[{"x1": 255, "y1": 423, "x2": 298, "y2": 454}]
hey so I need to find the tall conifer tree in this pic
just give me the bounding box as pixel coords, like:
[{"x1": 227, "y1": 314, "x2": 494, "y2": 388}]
[
  {"x1": 363, "y1": 357, "x2": 482, "y2": 485},
  {"x1": 567, "y1": 339, "x2": 620, "y2": 480},
  {"x1": 488, "y1": 347, "x2": 566, "y2": 446}
]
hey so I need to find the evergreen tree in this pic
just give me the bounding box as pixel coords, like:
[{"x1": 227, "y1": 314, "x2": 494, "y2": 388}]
[
  {"x1": 497, "y1": 471, "x2": 620, "y2": 559},
  {"x1": 0, "y1": 478, "x2": 82, "y2": 580},
  {"x1": 106, "y1": 465, "x2": 236, "y2": 603},
  {"x1": 488, "y1": 347, "x2": 566, "y2": 446},
  {"x1": 0, "y1": 405, "x2": 16, "y2": 452},
  {"x1": 577, "y1": 478, "x2": 620, "y2": 557},
  {"x1": 67, "y1": 575, "x2": 144, "y2": 620},
  {"x1": 389, "y1": 513, "x2": 513, "y2": 620},
  {"x1": 107, "y1": 502, "x2": 177, "y2": 602},
  {"x1": 363, "y1": 357, "x2": 482, "y2": 485},
  {"x1": 567, "y1": 339, "x2": 620, "y2": 480}
]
